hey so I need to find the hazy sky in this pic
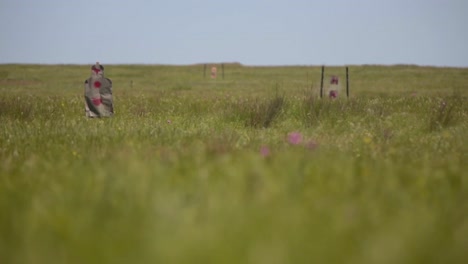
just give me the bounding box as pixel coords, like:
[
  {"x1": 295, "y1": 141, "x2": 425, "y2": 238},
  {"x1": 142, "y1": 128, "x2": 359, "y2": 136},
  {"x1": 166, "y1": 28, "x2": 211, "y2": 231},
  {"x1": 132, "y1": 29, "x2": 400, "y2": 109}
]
[{"x1": 1, "y1": 0, "x2": 467, "y2": 66}]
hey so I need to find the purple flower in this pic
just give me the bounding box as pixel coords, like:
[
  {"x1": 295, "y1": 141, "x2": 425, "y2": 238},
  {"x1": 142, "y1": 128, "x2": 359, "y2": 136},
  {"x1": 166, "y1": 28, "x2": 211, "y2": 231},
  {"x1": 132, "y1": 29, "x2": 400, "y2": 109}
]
[
  {"x1": 329, "y1": 90, "x2": 338, "y2": 99},
  {"x1": 260, "y1": 146, "x2": 270, "y2": 157},
  {"x1": 288, "y1": 132, "x2": 302, "y2": 145}
]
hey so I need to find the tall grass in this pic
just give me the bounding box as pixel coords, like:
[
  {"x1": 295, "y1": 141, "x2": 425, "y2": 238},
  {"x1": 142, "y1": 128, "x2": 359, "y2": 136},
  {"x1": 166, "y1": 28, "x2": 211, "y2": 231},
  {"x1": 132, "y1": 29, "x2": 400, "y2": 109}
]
[{"x1": 0, "y1": 64, "x2": 467, "y2": 264}]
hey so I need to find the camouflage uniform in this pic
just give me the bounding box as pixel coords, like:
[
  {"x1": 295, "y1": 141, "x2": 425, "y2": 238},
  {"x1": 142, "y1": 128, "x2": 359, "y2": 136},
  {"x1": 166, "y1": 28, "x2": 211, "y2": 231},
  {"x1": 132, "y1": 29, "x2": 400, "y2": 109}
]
[{"x1": 84, "y1": 62, "x2": 114, "y2": 117}]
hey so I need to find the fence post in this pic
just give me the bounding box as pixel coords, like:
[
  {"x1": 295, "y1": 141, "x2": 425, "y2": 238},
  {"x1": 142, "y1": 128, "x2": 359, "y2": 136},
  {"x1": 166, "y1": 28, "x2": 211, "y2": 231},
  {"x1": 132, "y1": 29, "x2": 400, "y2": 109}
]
[
  {"x1": 320, "y1": 65, "x2": 324, "y2": 98},
  {"x1": 346, "y1": 67, "x2": 349, "y2": 98}
]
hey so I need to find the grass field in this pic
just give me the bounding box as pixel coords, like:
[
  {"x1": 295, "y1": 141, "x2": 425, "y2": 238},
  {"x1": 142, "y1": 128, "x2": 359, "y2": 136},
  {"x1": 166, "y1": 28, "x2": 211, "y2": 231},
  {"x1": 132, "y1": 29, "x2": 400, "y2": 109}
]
[{"x1": 0, "y1": 64, "x2": 467, "y2": 264}]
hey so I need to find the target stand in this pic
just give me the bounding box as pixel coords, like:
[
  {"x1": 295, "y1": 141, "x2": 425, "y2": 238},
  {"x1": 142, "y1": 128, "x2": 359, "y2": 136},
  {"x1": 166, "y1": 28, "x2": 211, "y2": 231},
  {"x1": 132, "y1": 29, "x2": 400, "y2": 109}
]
[
  {"x1": 204, "y1": 63, "x2": 225, "y2": 79},
  {"x1": 320, "y1": 66, "x2": 350, "y2": 99}
]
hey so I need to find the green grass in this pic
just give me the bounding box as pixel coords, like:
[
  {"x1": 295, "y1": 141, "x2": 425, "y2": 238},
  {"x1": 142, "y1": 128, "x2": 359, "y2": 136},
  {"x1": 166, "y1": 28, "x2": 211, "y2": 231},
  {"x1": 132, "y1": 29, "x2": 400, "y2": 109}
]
[{"x1": 0, "y1": 64, "x2": 467, "y2": 264}]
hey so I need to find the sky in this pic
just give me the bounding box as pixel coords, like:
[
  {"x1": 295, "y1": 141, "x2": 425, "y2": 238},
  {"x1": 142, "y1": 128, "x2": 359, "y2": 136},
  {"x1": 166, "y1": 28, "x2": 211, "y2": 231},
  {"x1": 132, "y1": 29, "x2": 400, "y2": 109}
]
[{"x1": 1, "y1": 0, "x2": 467, "y2": 67}]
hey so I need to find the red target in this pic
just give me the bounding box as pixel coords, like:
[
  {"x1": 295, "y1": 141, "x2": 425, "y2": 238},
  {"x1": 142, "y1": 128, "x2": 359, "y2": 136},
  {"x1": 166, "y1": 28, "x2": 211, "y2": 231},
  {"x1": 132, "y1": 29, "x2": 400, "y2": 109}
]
[
  {"x1": 92, "y1": 98, "x2": 102, "y2": 106},
  {"x1": 330, "y1": 76, "x2": 339, "y2": 85}
]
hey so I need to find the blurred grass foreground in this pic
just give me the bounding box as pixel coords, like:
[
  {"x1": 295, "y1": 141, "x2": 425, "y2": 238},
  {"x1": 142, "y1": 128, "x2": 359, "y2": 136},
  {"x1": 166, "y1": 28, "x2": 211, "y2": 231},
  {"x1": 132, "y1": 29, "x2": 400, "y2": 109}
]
[{"x1": 0, "y1": 64, "x2": 467, "y2": 264}]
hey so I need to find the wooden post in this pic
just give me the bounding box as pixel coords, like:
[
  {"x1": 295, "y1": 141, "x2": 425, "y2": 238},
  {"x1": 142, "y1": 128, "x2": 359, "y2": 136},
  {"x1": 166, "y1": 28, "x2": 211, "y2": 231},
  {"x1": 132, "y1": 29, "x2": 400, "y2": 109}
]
[
  {"x1": 203, "y1": 64, "x2": 206, "y2": 78},
  {"x1": 320, "y1": 65, "x2": 324, "y2": 98},
  {"x1": 346, "y1": 67, "x2": 349, "y2": 99}
]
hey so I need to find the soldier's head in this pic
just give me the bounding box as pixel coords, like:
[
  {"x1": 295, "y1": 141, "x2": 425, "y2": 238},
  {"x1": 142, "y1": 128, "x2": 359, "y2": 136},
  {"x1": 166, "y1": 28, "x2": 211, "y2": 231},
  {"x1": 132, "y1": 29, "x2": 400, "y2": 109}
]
[{"x1": 91, "y1": 62, "x2": 104, "y2": 77}]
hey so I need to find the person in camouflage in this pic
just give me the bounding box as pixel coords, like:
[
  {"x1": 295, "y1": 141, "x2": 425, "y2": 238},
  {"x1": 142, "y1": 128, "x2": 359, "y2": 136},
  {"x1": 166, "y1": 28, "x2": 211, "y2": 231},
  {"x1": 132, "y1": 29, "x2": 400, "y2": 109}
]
[{"x1": 84, "y1": 62, "x2": 114, "y2": 117}]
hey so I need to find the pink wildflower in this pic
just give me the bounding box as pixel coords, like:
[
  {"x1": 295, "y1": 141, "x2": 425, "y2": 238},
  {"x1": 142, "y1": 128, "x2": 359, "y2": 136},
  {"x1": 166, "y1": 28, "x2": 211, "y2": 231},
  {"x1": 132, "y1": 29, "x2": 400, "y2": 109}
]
[
  {"x1": 260, "y1": 146, "x2": 270, "y2": 157},
  {"x1": 288, "y1": 132, "x2": 302, "y2": 145}
]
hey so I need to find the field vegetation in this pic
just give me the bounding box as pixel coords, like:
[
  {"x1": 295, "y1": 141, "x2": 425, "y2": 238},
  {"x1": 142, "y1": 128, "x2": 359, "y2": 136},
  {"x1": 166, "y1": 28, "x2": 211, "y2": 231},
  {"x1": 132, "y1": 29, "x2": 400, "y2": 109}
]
[{"x1": 0, "y1": 64, "x2": 467, "y2": 263}]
